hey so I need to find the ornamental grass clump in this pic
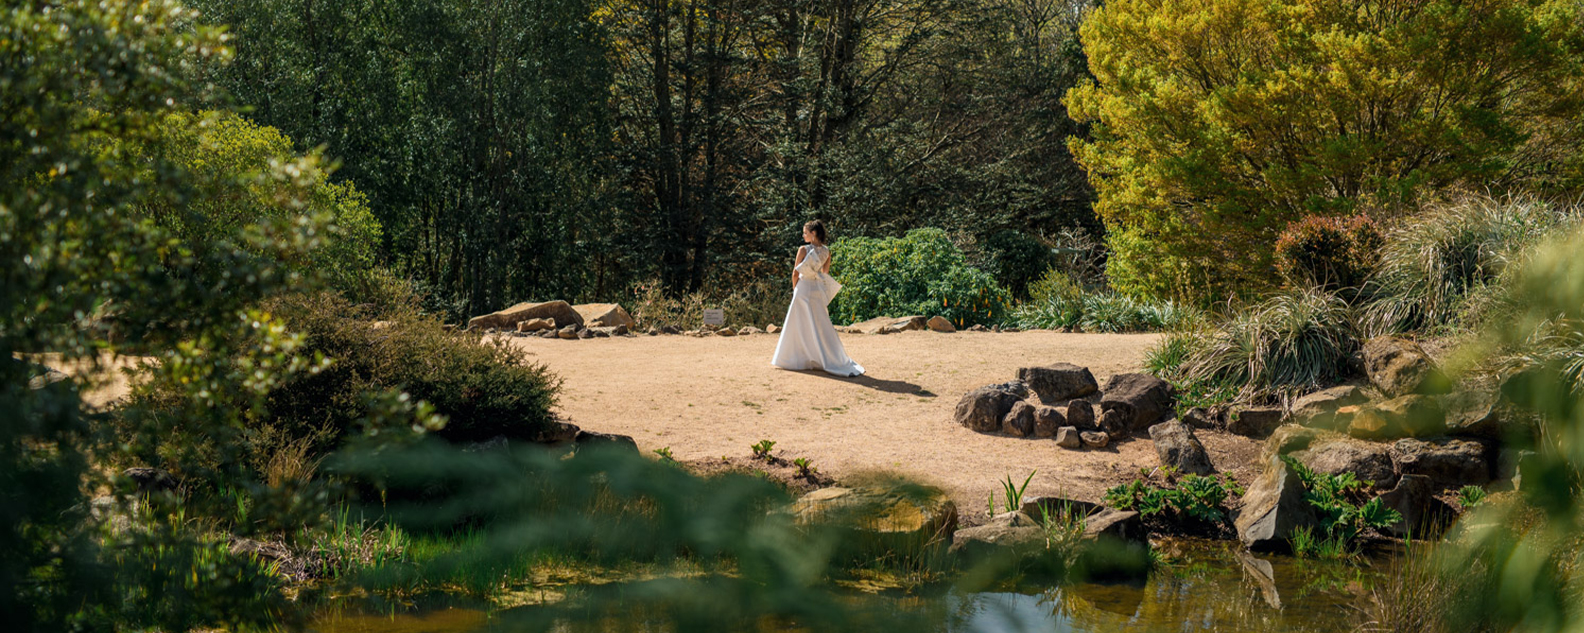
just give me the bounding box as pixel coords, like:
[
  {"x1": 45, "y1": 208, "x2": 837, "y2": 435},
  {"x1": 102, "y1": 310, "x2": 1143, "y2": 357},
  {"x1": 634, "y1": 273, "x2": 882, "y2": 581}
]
[
  {"x1": 1155, "y1": 288, "x2": 1360, "y2": 403},
  {"x1": 1363, "y1": 195, "x2": 1578, "y2": 336},
  {"x1": 1014, "y1": 269, "x2": 1196, "y2": 333}
]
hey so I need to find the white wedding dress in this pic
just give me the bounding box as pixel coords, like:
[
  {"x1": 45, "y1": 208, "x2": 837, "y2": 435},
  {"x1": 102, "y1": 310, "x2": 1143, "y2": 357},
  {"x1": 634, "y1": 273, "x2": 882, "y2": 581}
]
[{"x1": 771, "y1": 244, "x2": 865, "y2": 377}]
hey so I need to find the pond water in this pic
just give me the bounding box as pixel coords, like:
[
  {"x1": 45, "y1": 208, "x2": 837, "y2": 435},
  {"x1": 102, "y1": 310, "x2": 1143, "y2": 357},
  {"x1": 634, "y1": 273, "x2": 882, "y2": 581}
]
[{"x1": 309, "y1": 539, "x2": 1391, "y2": 633}]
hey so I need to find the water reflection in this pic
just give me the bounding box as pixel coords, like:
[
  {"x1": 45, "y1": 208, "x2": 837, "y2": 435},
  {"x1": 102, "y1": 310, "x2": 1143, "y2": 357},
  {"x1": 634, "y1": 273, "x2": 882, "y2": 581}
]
[{"x1": 311, "y1": 539, "x2": 1381, "y2": 633}]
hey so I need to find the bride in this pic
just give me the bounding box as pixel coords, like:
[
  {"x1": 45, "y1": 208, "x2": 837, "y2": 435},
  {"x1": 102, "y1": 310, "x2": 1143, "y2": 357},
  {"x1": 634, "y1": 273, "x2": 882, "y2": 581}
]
[{"x1": 771, "y1": 220, "x2": 865, "y2": 377}]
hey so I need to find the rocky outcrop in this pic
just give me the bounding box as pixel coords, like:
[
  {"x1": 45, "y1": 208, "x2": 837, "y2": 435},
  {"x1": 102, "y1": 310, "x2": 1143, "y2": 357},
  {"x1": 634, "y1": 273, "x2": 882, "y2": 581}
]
[
  {"x1": 850, "y1": 315, "x2": 928, "y2": 334},
  {"x1": 572, "y1": 303, "x2": 636, "y2": 329},
  {"x1": 469, "y1": 300, "x2": 583, "y2": 331},
  {"x1": 1390, "y1": 437, "x2": 1492, "y2": 489},
  {"x1": 1347, "y1": 395, "x2": 1446, "y2": 439},
  {"x1": 1147, "y1": 421, "x2": 1215, "y2": 475},
  {"x1": 1002, "y1": 401, "x2": 1036, "y2": 437},
  {"x1": 1017, "y1": 363, "x2": 1099, "y2": 404},
  {"x1": 1100, "y1": 373, "x2": 1175, "y2": 435},
  {"x1": 927, "y1": 316, "x2": 956, "y2": 333},
  {"x1": 949, "y1": 511, "x2": 1043, "y2": 558},
  {"x1": 1290, "y1": 436, "x2": 1397, "y2": 488},
  {"x1": 1291, "y1": 386, "x2": 1369, "y2": 428},
  {"x1": 1083, "y1": 508, "x2": 1145, "y2": 543},
  {"x1": 955, "y1": 385, "x2": 1023, "y2": 433},
  {"x1": 796, "y1": 485, "x2": 959, "y2": 549},
  {"x1": 1229, "y1": 407, "x2": 1284, "y2": 437},
  {"x1": 1362, "y1": 336, "x2": 1451, "y2": 397},
  {"x1": 1234, "y1": 456, "x2": 1318, "y2": 552}
]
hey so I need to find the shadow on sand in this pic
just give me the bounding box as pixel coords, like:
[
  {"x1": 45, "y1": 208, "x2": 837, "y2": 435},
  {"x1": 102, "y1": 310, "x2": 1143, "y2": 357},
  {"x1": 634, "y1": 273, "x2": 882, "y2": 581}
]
[{"x1": 802, "y1": 371, "x2": 935, "y2": 397}]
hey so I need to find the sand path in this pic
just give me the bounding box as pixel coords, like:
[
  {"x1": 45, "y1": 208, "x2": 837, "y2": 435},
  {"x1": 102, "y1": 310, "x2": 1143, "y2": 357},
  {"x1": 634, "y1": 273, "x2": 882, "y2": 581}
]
[{"x1": 503, "y1": 330, "x2": 1261, "y2": 518}]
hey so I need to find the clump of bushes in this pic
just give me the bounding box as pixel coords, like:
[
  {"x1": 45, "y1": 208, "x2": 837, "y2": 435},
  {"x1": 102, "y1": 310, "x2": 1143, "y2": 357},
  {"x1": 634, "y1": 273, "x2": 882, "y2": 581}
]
[
  {"x1": 1362, "y1": 195, "x2": 1577, "y2": 336},
  {"x1": 1014, "y1": 269, "x2": 1196, "y2": 333},
  {"x1": 978, "y1": 229, "x2": 1054, "y2": 299},
  {"x1": 263, "y1": 289, "x2": 560, "y2": 448},
  {"x1": 1103, "y1": 472, "x2": 1242, "y2": 525},
  {"x1": 1148, "y1": 287, "x2": 1359, "y2": 403},
  {"x1": 830, "y1": 228, "x2": 1011, "y2": 327},
  {"x1": 627, "y1": 278, "x2": 790, "y2": 330},
  {"x1": 1273, "y1": 213, "x2": 1383, "y2": 293}
]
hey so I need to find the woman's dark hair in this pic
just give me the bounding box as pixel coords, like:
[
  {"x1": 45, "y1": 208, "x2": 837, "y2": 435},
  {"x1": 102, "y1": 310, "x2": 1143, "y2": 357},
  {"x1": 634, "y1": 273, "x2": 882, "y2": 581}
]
[{"x1": 804, "y1": 220, "x2": 827, "y2": 244}]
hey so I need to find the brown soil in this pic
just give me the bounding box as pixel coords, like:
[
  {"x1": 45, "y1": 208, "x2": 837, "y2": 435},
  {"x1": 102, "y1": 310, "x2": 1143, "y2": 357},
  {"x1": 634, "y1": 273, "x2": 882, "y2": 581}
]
[{"x1": 501, "y1": 330, "x2": 1265, "y2": 522}]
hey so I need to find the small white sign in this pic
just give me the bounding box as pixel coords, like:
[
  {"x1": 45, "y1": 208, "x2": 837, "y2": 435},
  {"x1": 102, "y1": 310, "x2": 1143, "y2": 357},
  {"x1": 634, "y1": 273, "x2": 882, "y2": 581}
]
[{"x1": 702, "y1": 309, "x2": 725, "y2": 327}]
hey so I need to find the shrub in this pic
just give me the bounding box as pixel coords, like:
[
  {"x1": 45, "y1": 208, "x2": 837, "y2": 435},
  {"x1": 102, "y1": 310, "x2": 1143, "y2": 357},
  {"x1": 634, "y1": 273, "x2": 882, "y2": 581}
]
[
  {"x1": 1015, "y1": 268, "x2": 1197, "y2": 333},
  {"x1": 627, "y1": 278, "x2": 790, "y2": 330},
  {"x1": 1364, "y1": 195, "x2": 1578, "y2": 336},
  {"x1": 829, "y1": 228, "x2": 1011, "y2": 327},
  {"x1": 260, "y1": 291, "x2": 560, "y2": 448},
  {"x1": 979, "y1": 230, "x2": 1054, "y2": 299},
  {"x1": 1159, "y1": 287, "x2": 1360, "y2": 403},
  {"x1": 1273, "y1": 214, "x2": 1383, "y2": 292}
]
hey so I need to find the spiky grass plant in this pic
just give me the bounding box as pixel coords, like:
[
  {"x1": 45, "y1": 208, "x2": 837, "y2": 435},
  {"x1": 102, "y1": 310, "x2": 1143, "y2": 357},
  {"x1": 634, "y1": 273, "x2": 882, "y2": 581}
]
[
  {"x1": 1363, "y1": 195, "x2": 1578, "y2": 336},
  {"x1": 1162, "y1": 287, "x2": 1360, "y2": 403}
]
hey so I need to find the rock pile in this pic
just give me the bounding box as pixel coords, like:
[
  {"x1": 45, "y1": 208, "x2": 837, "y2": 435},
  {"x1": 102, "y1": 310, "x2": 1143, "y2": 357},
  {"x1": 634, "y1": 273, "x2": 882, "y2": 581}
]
[{"x1": 954, "y1": 364, "x2": 1179, "y2": 454}]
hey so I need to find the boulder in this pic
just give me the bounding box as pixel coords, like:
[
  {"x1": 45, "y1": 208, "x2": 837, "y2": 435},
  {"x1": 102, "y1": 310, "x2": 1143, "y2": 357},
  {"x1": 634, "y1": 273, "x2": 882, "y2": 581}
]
[
  {"x1": 1375, "y1": 474, "x2": 1454, "y2": 538},
  {"x1": 1263, "y1": 425, "x2": 1320, "y2": 458},
  {"x1": 517, "y1": 318, "x2": 555, "y2": 333},
  {"x1": 588, "y1": 327, "x2": 613, "y2": 337},
  {"x1": 1147, "y1": 421, "x2": 1215, "y2": 475},
  {"x1": 539, "y1": 330, "x2": 558, "y2": 339},
  {"x1": 1362, "y1": 336, "x2": 1451, "y2": 397},
  {"x1": 1347, "y1": 395, "x2": 1446, "y2": 440},
  {"x1": 1099, "y1": 373, "x2": 1175, "y2": 433},
  {"x1": 850, "y1": 315, "x2": 928, "y2": 335},
  {"x1": 1080, "y1": 431, "x2": 1110, "y2": 449},
  {"x1": 949, "y1": 511, "x2": 1043, "y2": 558},
  {"x1": 1439, "y1": 390, "x2": 1531, "y2": 444},
  {"x1": 927, "y1": 316, "x2": 956, "y2": 333},
  {"x1": 1234, "y1": 456, "x2": 1319, "y2": 551},
  {"x1": 716, "y1": 327, "x2": 737, "y2": 337},
  {"x1": 766, "y1": 324, "x2": 780, "y2": 334},
  {"x1": 1291, "y1": 386, "x2": 1370, "y2": 428},
  {"x1": 1055, "y1": 426, "x2": 1082, "y2": 449},
  {"x1": 795, "y1": 485, "x2": 959, "y2": 550},
  {"x1": 988, "y1": 380, "x2": 1031, "y2": 399},
  {"x1": 739, "y1": 326, "x2": 764, "y2": 335},
  {"x1": 1390, "y1": 437, "x2": 1492, "y2": 489},
  {"x1": 955, "y1": 385, "x2": 1024, "y2": 433},
  {"x1": 468, "y1": 300, "x2": 583, "y2": 331},
  {"x1": 557, "y1": 325, "x2": 579, "y2": 340},
  {"x1": 577, "y1": 328, "x2": 595, "y2": 339},
  {"x1": 1002, "y1": 401, "x2": 1036, "y2": 437},
  {"x1": 1229, "y1": 407, "x2": 1284, "y2": 437},
  {"x1": 1066, "y1": 400, "x2": 1097, "y2": 430},
  {"x1": 1033, "y1": 406, "x2": 1065, "y2": 437},
  {"x1": 1098, "y1": 408, "x2": 1130, "y2": 437},
  {"x1": 574, "y1": 430, "x2": 639, "y2": 455},
  {"x1": 1083, "y1": 508, "x2": 1145, "y2": 543},
  {"x1": 1017, "y1": 363, "x2": 1099, "y2": 404},
  {"x1": 572, "y1": 303, "x2": 636, "y2": 329},
  {"x1": 1290, "y1": 436, "x2": 1397, "y2": 488}
]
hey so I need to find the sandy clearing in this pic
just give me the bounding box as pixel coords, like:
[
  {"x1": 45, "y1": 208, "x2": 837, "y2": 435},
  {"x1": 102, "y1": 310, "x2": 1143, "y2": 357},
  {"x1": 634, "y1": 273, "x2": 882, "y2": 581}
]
[{"x1": 502, "y1": 330, "x2": 1263, "y2": 519}]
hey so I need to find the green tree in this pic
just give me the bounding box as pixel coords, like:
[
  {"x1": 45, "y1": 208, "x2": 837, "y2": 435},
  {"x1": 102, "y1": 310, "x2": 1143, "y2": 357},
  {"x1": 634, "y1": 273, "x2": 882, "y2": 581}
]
[{"x1": 1066, "y1": 0, "x2": 1584, "y2": 300}]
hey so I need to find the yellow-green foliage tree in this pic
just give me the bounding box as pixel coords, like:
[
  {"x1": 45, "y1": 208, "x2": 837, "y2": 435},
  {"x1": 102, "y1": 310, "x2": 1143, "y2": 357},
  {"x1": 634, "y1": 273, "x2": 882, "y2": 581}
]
[{"x1": 1066, "y1": 0, "x2": 1584, "y2": 301}]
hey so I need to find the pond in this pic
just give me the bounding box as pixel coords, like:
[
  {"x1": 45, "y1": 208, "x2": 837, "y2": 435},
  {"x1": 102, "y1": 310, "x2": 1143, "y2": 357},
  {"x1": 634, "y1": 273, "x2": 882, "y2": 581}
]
[{"x1": 309, "y1": 538, "x2": 1392, "y2": 633}]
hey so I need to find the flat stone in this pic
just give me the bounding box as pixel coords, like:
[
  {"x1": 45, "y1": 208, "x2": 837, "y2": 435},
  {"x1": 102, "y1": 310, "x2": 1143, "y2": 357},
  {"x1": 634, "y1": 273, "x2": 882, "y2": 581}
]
[
  {"x1": 468, "y1": 300, "x2": 584, "y2": 331},
  {"x1": 1080, "y1": 431, "x2": 1110, "y2": 449},
  {"x1": 1017, "y1": 363, "x2": 1099, "y2": 404},
  {"x1": 571, "y1": 303, "x2": 636, "y2": 328},
  {"x1": 557, "y1": 325, "x2": 579, "y2": 340},
  {"x1": 927, "y1": 316, "x2": 956, "y2": 332},
  {"x1": 850, "y1": 315, "x2": 927, "y2": 335}
]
